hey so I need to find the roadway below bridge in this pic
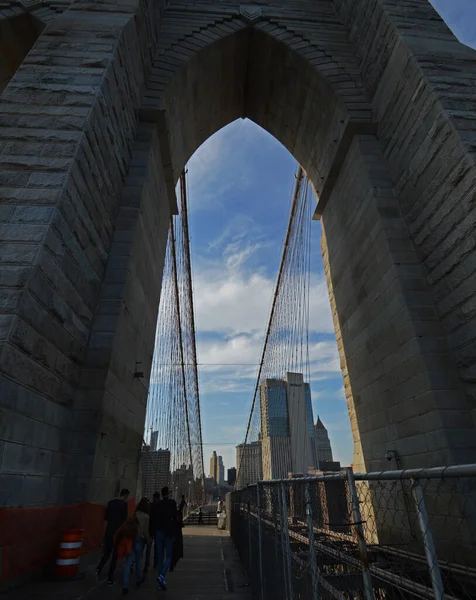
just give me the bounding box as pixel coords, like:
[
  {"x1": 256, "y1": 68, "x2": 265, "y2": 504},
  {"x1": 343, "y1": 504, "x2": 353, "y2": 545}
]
[{"x1": 7, "y1": 527, "x2": 251, "y2": 600}]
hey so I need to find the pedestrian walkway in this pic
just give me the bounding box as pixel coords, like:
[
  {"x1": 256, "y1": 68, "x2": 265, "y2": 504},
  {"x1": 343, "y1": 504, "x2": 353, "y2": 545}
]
[{"x1": 7, "y1": 527, "x2": 252, "y2": 600}]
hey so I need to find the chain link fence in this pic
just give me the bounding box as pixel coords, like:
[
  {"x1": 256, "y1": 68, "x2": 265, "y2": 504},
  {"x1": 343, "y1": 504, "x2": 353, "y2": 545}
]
[{"x1": 230, "y1": 465, "x2": 476, "y2": 599}]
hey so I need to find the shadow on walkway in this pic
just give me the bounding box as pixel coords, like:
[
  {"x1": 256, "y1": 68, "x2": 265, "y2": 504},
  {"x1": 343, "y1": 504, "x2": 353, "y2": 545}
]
[{"x1": 5, "y1": 527, "x2": 252, "y2": 600}]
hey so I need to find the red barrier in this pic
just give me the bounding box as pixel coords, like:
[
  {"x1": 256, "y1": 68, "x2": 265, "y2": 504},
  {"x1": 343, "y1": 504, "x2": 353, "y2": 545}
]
[
  {"x1": 0, "y1": 503, "x2": 105, "y2": 584},
  {"x1": 54, "y1": 529, "x2": 84, "y2": 579},
  {"x1": 127, "y1": 497, "x2": 137, "y2": 516}
]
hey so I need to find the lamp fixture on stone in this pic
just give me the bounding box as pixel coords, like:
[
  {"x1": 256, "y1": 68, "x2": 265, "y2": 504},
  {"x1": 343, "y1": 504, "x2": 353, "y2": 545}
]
[
  {"x1": 134, "y1": 361, "x2": 144, "y2": 378},
  {"x1": 385, "y1": 450, "x2": 401, "y2": 469}
]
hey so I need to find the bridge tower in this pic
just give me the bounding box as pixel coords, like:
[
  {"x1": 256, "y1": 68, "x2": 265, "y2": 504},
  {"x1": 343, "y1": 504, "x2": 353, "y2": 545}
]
[{"x1": 1, "y1": 0, "x2": 476, "y2": 515}]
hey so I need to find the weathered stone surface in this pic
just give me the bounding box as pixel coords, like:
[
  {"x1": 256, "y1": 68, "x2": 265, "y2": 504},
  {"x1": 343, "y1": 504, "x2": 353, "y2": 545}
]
[
  {"x1": 321, "y1": 134, "x2": 474, "y2": 472},
  {"x1": 1, "y1": 0, "x2": 476, "y2": 517}
]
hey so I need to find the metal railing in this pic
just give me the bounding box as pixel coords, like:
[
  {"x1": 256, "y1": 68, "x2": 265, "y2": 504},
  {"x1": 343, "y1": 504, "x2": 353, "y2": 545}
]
[{"x1": 229, "y1": 464, "x2": 476, "y2": 599}]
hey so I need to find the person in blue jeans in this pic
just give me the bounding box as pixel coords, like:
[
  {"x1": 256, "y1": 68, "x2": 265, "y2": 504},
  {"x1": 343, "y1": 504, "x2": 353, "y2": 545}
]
[
  {"x1": 149, "y1": 486, "x2": 178, "y2": 590},
  {"x1": 123, "y1": 536, "x2": 144, "y2": 594},
  {"x1": 122, "y1": 498, "x2": 151, "y2": 596}
]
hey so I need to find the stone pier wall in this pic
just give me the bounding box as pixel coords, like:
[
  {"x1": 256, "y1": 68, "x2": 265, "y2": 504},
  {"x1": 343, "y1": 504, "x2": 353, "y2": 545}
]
[
  {"x1": 0, "y1": 0, "x2": 168, "y2": 508},
  {"x1": 321, "y1": 135, "x2": 474, "y2": 473}
]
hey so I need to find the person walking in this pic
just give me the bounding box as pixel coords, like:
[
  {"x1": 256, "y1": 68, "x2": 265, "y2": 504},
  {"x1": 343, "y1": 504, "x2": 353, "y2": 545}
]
[
  {"x1": 169, "y1": 514, "x2": 184, "y2": 573},
  {"x1": 112, "y1": 517, "x2": 138, "y2": 593},
  {"x1": 144, "y1": 492, "x2": 160, "y2": 572},
  {"x1": 150, "y1": 486, "x2": 177, "y2": 591},
  {"x1": 121, "y1": 497, "x2": 151, "y2": 596},
  {"x1": 178, "y1": 494, "x2": 187, "y2": 525},
  {"x1": 96, "y1": 488, "x2": 130, "y2": 584}
]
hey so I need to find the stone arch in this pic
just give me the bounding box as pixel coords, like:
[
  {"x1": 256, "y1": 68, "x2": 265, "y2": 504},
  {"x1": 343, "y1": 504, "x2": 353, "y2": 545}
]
[
  {"x1": 1, "y1": 0, "x2": 476, "y2": 516},
  {"x1": 141, "y1": 5, "x2": 374, "y2": 204},
  {"x1": 134, "y1": 4, "x2": 475, "y2": 475},
  {"x1": 0, "y1": 11, "x2": 43, "y2": 93}
]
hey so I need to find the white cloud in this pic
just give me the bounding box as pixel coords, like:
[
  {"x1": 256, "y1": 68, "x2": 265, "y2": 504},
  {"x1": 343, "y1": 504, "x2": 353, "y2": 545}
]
[
  {"x1": 197, "y1": 336, "x2": 340, "y2": 376},
  {"x1": 194, "y1": 269, "x2": 273, "y2": 335},
  {"x1": 193, "y1": 249, "x2": 334, "y2": 338},
  {"x1": 199, "y1": 371, "x2": 256, "y2": 395},
  {"x1": 188, "y1": 212, "x2": 340, "y2": 414},
  {"x1": 186, "y1": 120, "x2": 257, "y2": 213}
]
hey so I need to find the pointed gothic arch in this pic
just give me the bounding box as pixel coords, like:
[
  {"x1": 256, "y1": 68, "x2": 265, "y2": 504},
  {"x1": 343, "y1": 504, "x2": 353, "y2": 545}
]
[{"x1": 0, "y1": 0, "x2": 475, "y2": 515}]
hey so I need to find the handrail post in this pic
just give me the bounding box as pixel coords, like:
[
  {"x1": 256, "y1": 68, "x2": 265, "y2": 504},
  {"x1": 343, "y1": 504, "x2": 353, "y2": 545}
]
[
  {"x1": 305, "y1": 482, "x2": 319, "y2": 599},
  {"x1": 411, "y1": 480, "x2": 445, "y2": 600},
  {"x1": 346, "y1": 467, "x2": 374, "y2": 600},
  {"x1": 247, "y1": 498, "x2": 252, "y2": 575},
  {"x1": 257, "y1": 483, "x2": 265, "y2": 600},
  {"x1": 280, "y1": 482, "x2": 294, "y2": 600}
]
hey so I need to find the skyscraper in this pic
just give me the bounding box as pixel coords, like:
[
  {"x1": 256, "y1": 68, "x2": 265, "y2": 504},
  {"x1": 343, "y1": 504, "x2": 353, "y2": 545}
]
[
  {"x1": 218, "y1": 455, "x2": 225, "y2": 485},
  {"x1": 314, "y1": 417, "x2": 333, "y2": 463},
  {"x1": 260, "y1": 378, "x2": 291, "y2": 480},
  {"x1": 285, "y1": 372, "x2": 313, "y2": 474},
  {"x1": 210, "y1": 451, "x2": 218, "y2": 484},
  {"x1": 236, "y1": 441, "x2": 262, "y2": 489},
  {"x1": 261, "y1": 372, "x2": 317, "y2": 480},
  {"x1": 140, "y1": 447, "x2": 170, "y2": 499},
  {"x1": 150, "y1": 430, "x2": 159, "y2": 452},
  {"x1": 227, "y1": 467, "x2": 237, "y2": 487},
  {"x1": 305, "y1": 384, "x2": 318, "y2": 468}
]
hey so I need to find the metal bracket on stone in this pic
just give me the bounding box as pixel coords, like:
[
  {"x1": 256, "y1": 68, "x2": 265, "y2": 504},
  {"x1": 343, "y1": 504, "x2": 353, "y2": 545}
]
[
  {"x1": 239, "y1": 4, "x2": 262, "y2": 24},
  {"x1": 313, "y1": 121, "x2": 377, "y2": 220}
]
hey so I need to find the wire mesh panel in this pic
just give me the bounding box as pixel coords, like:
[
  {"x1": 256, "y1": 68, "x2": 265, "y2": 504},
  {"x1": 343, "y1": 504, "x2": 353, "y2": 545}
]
[
  {"x1": 260, "y1": 483, "x2": 288, "y2": 599},
  {"x1": 355, "y1": 478, "x2": 428, "y2": 600},
  {"x1": 230, "y1": 467, "x2": 476, "y2": 600},
  {"x1": 417, "y1": 476, "x2": 476, "y2": 599}
]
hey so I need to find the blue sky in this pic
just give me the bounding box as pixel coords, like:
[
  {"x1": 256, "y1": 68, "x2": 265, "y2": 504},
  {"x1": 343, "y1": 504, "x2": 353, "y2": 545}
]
[{"x1": 181, "y1": 0, "x2": 475, "y2": 475}]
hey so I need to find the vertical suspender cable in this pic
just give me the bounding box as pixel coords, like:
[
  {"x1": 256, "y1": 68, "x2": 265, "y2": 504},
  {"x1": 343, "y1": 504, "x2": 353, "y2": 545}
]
[
  {"x1": 180, "y1": 170, "x2": 206, "y2": 501},
  {"x1": 170, "y1": 216, "x2": 194, "y2": 479},
  {"x1": 236, "y1": 166, "x2": 304, "y2": 488}
]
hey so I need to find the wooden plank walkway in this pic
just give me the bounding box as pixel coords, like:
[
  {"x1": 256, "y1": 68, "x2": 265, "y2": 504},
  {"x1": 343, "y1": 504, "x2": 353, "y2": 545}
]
[{"x1": 7, "y1": 527, "x2": 252, "y2": 600}]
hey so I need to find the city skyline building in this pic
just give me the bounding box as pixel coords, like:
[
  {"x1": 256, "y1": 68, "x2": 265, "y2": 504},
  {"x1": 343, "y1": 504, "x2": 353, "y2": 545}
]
[
  {"x1": 261, "y1": 372, "x2": 317, "y2": 480},
  {"x1": 305, "y1": 384, "x2": 321, "y2": 468},
  {"x1": 140, "y1": 447, "x2": 170, "y2": 500},
  {"x1": 236, "y1": 441, "x2": 262, "y2": 489},
  {"x1": 260, "y1": 378, "x2": 291, "y2": 480},
  {"x1": 227, "y1": 467, "x2": 237, "y2": 487},
  {"x1": 210, "y1": 450, "x2": 218, "y2": 484},
  {"x1": 150, "y1": 430, "x2": 158, "y2": 452},
  {"x1": 286, "y1": 372, "x2": 313, "y2": 474},
  {"x1": 209, "y1": 451, "x2": 226, "y2": 485},
  {"x1": 171, "y1": 462, "x2": 193, "y2": 500},
  {"x1": 218, "y1": 455, "x2": 225, "y2": 485},
  {"x1": 314, "y1": 417, "x2": 333, "y2": 463}
]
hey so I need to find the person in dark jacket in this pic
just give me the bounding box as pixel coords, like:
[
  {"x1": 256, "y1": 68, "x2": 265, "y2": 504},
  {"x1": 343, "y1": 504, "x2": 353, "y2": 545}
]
[
  {"x1": 96, "y1": 488, "x2": 130, "y2": 584},
  {"x1": 169, "y1": 517, "x2": 183, "y2": 573},
  {"x1": 144, "y1": 493, "x2": 160, "y2": 572},
  {"x1": 149, "y1": 486, "x2": 177, "y2": 590},
  {"x1": 178, "y1": 495, "x2": 186, "y2": 524}
]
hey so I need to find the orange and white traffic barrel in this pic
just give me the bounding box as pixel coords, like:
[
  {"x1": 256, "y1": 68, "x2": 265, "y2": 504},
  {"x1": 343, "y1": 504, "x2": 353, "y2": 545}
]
[{"x1": 55, "y1": 528, "x2": 84, "y2": 578}]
